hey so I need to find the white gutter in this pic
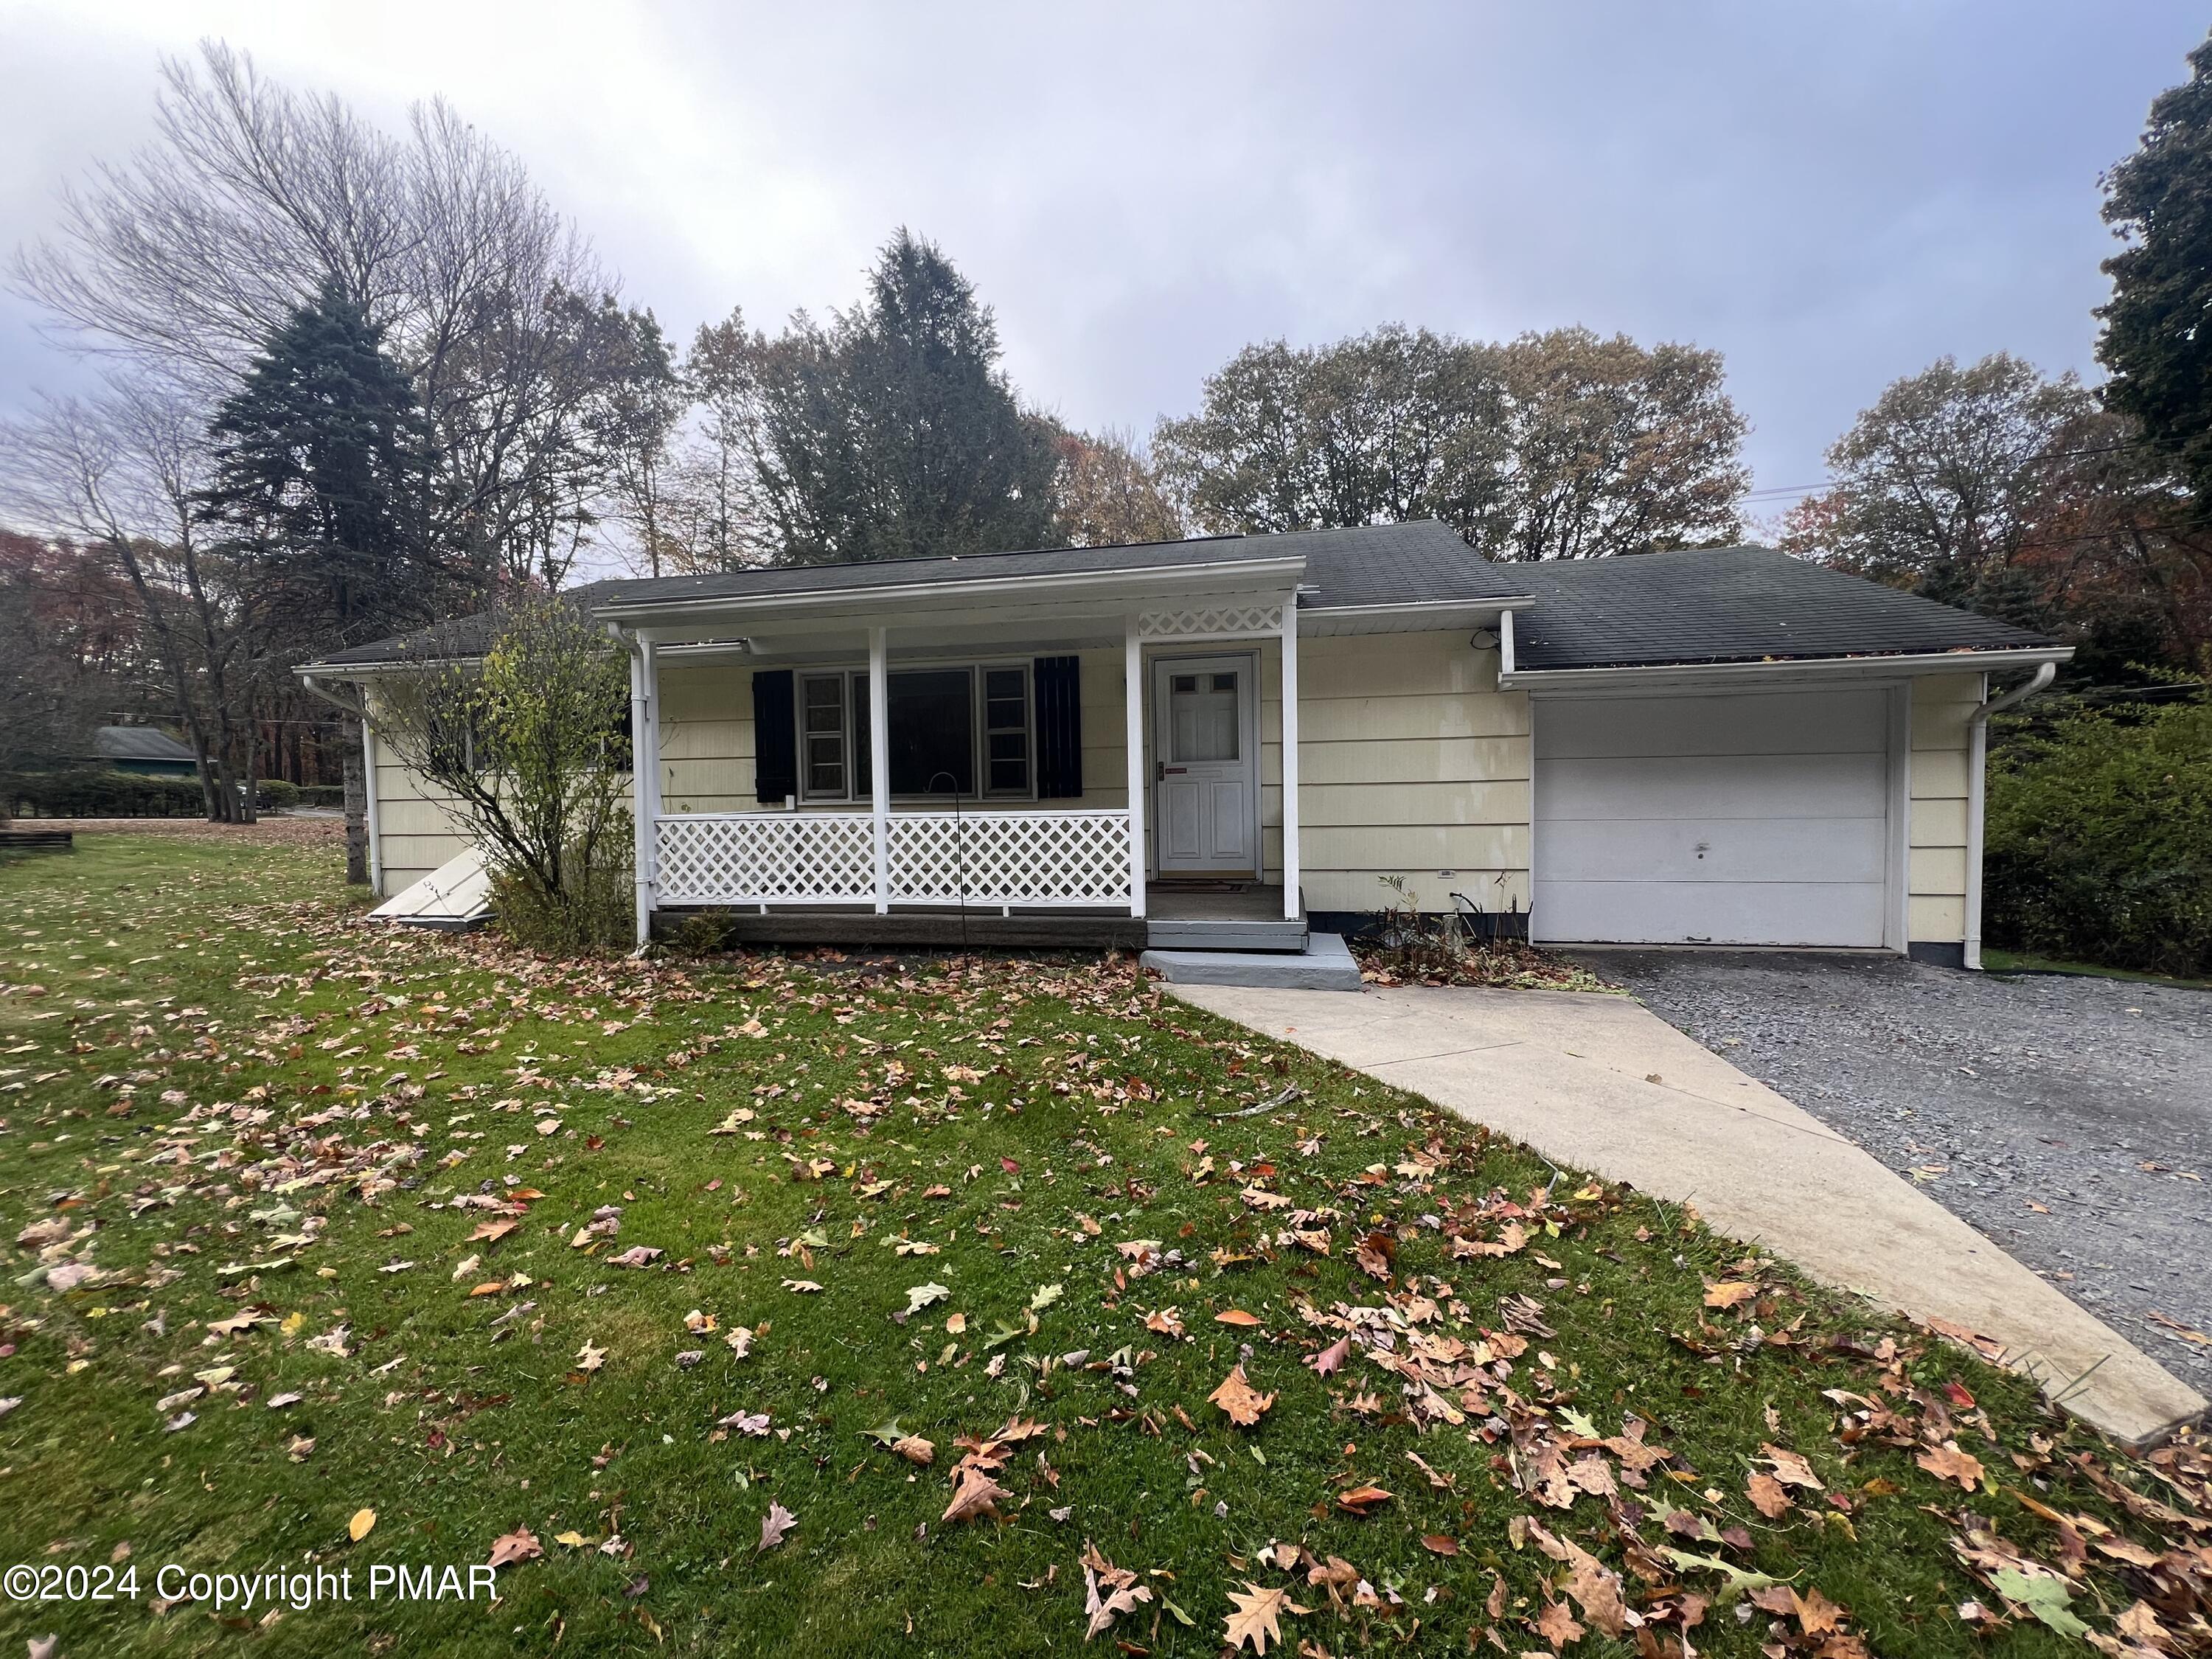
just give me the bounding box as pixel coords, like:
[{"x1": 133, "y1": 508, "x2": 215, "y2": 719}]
[
  {"x1": 1502, "y1": 645, "x2": 2072, "y2": 691},
  {"x1": 1963, "y1": 660, "x2": 2058, "y2": 971}
]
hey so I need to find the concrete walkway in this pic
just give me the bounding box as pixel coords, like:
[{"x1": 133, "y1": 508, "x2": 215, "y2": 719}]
[{"x1": 1169, "y1": 981, "x2": 2208, "y2": 1450}]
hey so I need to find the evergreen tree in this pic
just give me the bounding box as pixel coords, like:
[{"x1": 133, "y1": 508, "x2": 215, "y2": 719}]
[
  {"x1": 745, "y1": 230, "x2": 1062, "y2": 563},
  {"x1": 2098, "y1": 31, "x2": 2212, "y2": 496},
  {"x1": 198, "y1": 276, "x2": 439, "y2": 644}
]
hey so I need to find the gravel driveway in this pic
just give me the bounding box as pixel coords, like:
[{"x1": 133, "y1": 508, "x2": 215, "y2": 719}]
[{"x1": 1568, "y1": 950, "x2": 2212, "y2": 1405}]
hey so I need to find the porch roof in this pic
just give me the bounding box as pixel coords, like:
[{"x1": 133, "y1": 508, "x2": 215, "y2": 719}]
[{"x1": 297, "y1": 521, "x2": 1530, "y2": 672}]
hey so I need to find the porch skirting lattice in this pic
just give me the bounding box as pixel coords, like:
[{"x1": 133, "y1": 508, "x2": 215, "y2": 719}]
[{"x1": 655, "y1": 810, "x2": 1133, "y2": 909}]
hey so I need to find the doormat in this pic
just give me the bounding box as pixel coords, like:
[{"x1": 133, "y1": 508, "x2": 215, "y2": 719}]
[{"x1": 1148, "y1": 880, "x2": 1251, "y2": 894}]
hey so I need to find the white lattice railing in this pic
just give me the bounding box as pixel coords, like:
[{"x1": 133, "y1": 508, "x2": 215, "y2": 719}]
[
  {"x1": 654, "y1": 810, "x2": 1134, "y2": 909},
  {"x1": 655, "y1": 813, "x2": 874, "y2": 905}
]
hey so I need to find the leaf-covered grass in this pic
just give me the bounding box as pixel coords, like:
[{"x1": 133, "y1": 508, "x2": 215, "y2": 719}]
[{"x1": 1, "y1": 834, "x2": 2205, "y2": 1658}]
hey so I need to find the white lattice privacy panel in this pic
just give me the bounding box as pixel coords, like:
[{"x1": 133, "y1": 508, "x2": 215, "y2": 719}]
[
  {"x1": 888, "y1": 810, "x2": 1133, "y2": 906},
  {"x1": 655, "y1": 814, "x2": 874, "y2": 904},
  {"x1": 1137, "y1": 603, "x2": 1284, "y2": 639}
]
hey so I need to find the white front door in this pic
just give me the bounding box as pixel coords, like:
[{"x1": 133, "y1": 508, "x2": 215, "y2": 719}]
[{"x1": 1151, "y1": 654, "x2": 1258, "y2": 875}]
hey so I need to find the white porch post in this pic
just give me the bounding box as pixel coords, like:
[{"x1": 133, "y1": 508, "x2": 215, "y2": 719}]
[
  {"x1": 627, "y1": 637, "x2": 658, "y2": 947},
  {"x1": 869, "y1": 626, "x2": 891, "y2": 914},
  {"x1": 1279, "y1": 599, "x2": 1301, "y2": 919},
  {"x1": 360, "y1": 718, "x2": 383, "y2": 897},
  {"x1": 1124, "y1": 616, "x2": 1147, "y2": 918}
]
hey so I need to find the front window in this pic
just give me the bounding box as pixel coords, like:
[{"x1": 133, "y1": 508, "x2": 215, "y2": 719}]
[{"x1": 799, "y1": 661, "x2": 1034, "y2": 802}]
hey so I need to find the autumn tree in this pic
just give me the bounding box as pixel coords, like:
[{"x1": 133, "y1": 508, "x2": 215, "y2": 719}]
[
  {"x1": 741, "y1": 230, "x2": 1062, "y2": 563},
  {"x1": 2099, "y1": 29, "x2": 2212, "y2": 498},
  {"x1": 1152, "y1": 324, "x2": 1746, "y2": 557},
  {"x1": 1051, "y1": 426, "x2": 1186, "y2": 547},
  {"x1": 1784, "y1": 353, "x2": 2211, "y2": 681},
  {"x1": 671, "y1": 308, "x2": 765, "y2": 571}
]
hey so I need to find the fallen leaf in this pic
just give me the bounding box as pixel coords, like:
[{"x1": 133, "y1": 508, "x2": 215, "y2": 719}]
[
  {"x1": 1703, "y1": 1280, "x2": 1758, "y2": 1310},
  {"x1": 759, "y1": 1501, "x2": 796, "y2": 1551},
  {"x1": 487, "y1": 1527, "x2": 542, "y2": 1569},
  {"x1": 1223, "y1": 1582, "x2": 1305, "y2": 1654},
  {"x1": 905, "y1": 1281, "x2": 950, "y2": 1314},
  {"x1": 1309, "y1": 1334, "x2": 1352, "y2": 1377},
  {"x1": 1746, "y1": 1471, "x2": 1792, "y2": 1517},
  {"x1": 1421, "y1": 1534, "x2": 1460, "y2": 1556},
  {"x1": 1916, "y1": 1441, "x2": 1984, "y2": 1492},
  {"x1": 348, "y1": 1508, "x2": 376, "y2": 1543},
  {"x1": 1335, "y1": 1484, "x2": 1393, "y2": 1515},
  {"x1": 942, "y1": 1465, "x2": 1009, "y2": 1525},
  {"x1": 1214, "y1": 1309, "x2": 1264, "y2": 1327},
  {"x1": 1207, "y1": 1365, "x2": 1275, "y2": 1427},
  {"x1": 1762, "y1": 1443, "x2": 1823, "y2": 1490}
]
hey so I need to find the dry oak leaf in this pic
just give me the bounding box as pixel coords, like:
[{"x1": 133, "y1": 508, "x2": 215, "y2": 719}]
[
  {"x1": 574, "y1": 1340, "x2": 608, "y2": 1374},
  {"x1": 1081, "y1": 1541, "x2": 1154, "y2": 1640},
  {"x1": 1223, "y1": 1582, "x2": 1308, "y2": 1655},
  {"x1": 1703, "y1": 1280, "x2": 1759, "y2": 1310},
  {"x1": 759, "y1": 1501, "x2": 796, "y2": 1552},
  {"x1": 1534, "y1": 1598, "x2": 1585, "y2": 1650},
  {"x1": 1791, "y1": 1586, "x2": 1847, "y2": 1636},
  {"x1": 1526, "y1": 1518, "x2": 1628, "y2": 1638},
  {"x1": 1145, "y1": 1307, "x2": 1187, "y2": 1340},
  {"x1": 348, "y1": 1508, "x2": 376, "y2": 1543},
  {"x1": 1746, "y1": 1471, "x2": 1792, "y2": 1519},
  {"x1": 891, "y1": 1435, "x2": 936, "y2": 1467},
  {"x1": 1335, "y1": 1484, "x2": 1394, "y2": 1515},
  {"x1": 1309, "y1": 1334, "x2": 1352, "y2": 1377},
  {"x1": 1208, "y1": 1365, "x2": 1276, "y2": 1427},
  {"x1": 1761, "y1": 1444, "x2": 1824, "y2": 1490},
  {"x1": 468, "y1": 1217, "x2": 520, "y2": 1246},
  {"x1": 487, "y1": 1527, "x2": 542, "y2": 1569},
  {"x1": 1916, "y1": 1441, "x2": 1985, "y2": 1491},
  {"x1": 942, "y1": 1465, "x2": 1010, "y2": 1525}
]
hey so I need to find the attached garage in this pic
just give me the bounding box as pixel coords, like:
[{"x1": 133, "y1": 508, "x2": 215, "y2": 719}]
[{"x1": 1531, "y1": 687, "x2": 1896, "y2": 947}]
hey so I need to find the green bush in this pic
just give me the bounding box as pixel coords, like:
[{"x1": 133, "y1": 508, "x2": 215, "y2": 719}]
[
  {"x1": 256, "y1": 778, "x2": 300, "y2": 810},
  {"x1": 2, "y1": 769, "x2": 205, "y2": 819},
  {"x1": 296, "y1": 785, "x2": 347, "y2": 808},
  {"x1": 1984, "y1": 699, "x2": 2212, "y2": 977},
  {"x1": 489, "y1": 849, "x2": 633, "y2": 956}
]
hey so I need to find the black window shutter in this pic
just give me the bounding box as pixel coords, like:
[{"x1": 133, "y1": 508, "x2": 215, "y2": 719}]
[
  {"x1": 752, "y1": 669, "x2": 796, "y2": 803},
  {"x1": 1033, "y1": 655, "x2": 1083, "y2": 799}
]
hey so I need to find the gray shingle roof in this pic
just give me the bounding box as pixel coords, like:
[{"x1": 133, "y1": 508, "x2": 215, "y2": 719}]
[
  {"x1": 297, "y1": 530, "x2": 2059, "y2": 676},
  {"x1": 89, "y1": 725, "x2": 198, "y2": 762},
  {"x1": 299, "y1": 523, "x2": 1525, "y2": 669},
  {"x1": 1509, "y1": 546, "x2": 2057, "y2": 670}
]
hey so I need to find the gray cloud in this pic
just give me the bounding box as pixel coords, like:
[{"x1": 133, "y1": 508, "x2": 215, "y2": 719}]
[{"x1": 1, "y1": 0, "x2": 2202, "y2": 514}]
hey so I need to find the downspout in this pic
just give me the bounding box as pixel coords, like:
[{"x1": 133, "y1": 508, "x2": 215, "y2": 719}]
[
  {"x1": 1963, "y1": 661, "x2": 2057, "y2": 970},
  {"x1": 605, "y1": 623, "x2": 655, "y2": 950}
]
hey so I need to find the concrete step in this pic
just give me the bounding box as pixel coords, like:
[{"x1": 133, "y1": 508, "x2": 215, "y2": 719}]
[{"x1": 1140, "y1": 932, "x2": 1363, "y2": 992}]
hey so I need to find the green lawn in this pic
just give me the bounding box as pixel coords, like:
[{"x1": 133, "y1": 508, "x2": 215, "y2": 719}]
[{"x1": 1, "y1": 833, "x2": 2205, "y2": 1658}]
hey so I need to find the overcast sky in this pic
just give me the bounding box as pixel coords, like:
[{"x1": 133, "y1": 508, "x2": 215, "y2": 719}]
[{"x1": 3, "y1": 1, "x2": 2204, "y2": 527}]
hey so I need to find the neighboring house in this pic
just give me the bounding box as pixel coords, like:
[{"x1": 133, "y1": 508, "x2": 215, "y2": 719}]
[
  {"x1": 296, "y1": 521, "x2": 2069, "y2": 969},
  {"x1": 87, "y1": 725, "x2": 199, "y2": 779}
]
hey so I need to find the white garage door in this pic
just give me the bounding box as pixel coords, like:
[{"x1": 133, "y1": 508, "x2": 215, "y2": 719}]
[{"x1": 1532, "y1": 689, "x2": 1892, "y2": 947}]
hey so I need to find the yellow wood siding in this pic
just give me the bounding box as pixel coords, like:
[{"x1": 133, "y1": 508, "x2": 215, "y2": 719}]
[
  {"x1": 1292, "y1": 631, "x2": 1528, "y2": 916},
  {"x1": 370, "y1": 747, "x2": 473, "y2": 894},
  {"x1": 1907, "y1": 672, "x2": 1982, "y2": 943}
]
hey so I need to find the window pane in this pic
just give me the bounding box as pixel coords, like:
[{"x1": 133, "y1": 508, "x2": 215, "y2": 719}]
[
  {"x1": 801, "y1": 676, "x2": 847, "y2": 796},
  {"x1": 1170, "y1": 670, "x2": 1239, "y2": 762},
  {"x1": 888, "y1": 669, "x2": 973, "y2": 794},
  {"x1": 983, "y1": 666, "x2": 1029, "y2": 795}
]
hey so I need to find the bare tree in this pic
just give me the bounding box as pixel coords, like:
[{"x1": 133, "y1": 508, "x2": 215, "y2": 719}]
[
  {"x1": 1, "y1": 383, "x2": 262, "y2": 821},
  {"x1": 11, "y1": 40, "x2": 623, "y2": 588}
]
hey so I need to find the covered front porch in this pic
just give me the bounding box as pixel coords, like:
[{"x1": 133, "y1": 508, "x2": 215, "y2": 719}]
[{"x1": 608, "y1": 546, "x2": 1310, "y2": 951}]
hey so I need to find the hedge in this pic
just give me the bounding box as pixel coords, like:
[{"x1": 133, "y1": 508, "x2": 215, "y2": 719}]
[
  {"x1": 1983, "y1": 699, "x2": 2212, "y2": 978},
  {"x1": 4, "y1": 768, "x2": 206, "y2": 818}
]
